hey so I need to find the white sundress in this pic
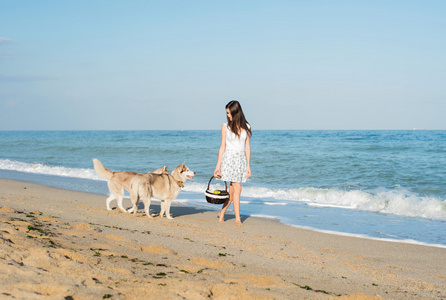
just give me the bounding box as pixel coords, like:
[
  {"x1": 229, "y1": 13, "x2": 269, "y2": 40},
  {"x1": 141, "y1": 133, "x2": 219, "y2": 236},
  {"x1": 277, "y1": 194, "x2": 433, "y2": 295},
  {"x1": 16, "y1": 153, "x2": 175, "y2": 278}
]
[{"x1": 220, "y1": 123, "x2": 249, "y2": 183}]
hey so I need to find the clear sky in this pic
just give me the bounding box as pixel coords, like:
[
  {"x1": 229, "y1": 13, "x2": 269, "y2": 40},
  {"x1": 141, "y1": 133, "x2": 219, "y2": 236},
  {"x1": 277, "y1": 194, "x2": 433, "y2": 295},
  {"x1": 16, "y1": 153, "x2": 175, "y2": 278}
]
[{"x1": 1, "y1": 0, "x2": 445, "y2": 130}]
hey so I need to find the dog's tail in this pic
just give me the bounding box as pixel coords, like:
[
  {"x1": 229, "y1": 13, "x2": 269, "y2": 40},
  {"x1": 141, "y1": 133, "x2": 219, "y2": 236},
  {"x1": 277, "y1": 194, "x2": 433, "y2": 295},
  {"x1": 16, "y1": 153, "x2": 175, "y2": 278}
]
[{"x1": 93, "y1": 158, "x2": 114, "y2": 180}]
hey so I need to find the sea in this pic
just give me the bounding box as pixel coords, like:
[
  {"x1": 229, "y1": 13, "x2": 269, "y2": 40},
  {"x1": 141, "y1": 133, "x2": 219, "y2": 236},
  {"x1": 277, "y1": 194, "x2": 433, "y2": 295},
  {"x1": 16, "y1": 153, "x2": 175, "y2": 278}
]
[{"x1": 1, "y1": 130, "x2": 445, "y2": 247}]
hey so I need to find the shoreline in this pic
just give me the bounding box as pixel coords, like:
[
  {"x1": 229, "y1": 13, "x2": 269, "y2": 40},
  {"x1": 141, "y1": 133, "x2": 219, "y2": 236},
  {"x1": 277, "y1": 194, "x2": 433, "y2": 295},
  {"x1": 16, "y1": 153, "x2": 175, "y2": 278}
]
[
  {"x1": 1, "y1": 178, "x2": 445, "y2": 299},
  {"x1": 285, "y1": 224, "x2": 446, "y2": 250},
  {"x1": 1, "y1": 167, "x2": 445, "y2": 248}
]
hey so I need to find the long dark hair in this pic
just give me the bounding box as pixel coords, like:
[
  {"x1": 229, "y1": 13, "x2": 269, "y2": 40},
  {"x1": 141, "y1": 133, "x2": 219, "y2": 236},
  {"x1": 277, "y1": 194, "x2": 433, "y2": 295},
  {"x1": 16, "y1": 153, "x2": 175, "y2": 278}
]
[{"x1": 226, "y1": 100, "x2": 252, "y2": 138}]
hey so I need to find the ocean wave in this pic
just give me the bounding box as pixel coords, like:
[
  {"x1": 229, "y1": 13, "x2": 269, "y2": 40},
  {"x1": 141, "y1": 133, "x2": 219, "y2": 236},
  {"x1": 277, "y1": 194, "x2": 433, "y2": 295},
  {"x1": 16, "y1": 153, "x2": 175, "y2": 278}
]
[
  {"x1": 1, "y1": 159, "x2": 445, "y2": 221},
  {"x1": 185, "y1": 182, "x2": 446, "y2": 221},
  {"x1": 0, "y1": 159, "x2": 103, "y2": 181}
]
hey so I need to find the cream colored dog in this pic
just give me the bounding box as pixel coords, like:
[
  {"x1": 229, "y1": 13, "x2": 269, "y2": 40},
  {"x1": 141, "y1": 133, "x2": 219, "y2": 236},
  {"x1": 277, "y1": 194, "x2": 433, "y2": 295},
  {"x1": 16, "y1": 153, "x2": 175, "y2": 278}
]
[
  {"x1": 126, "y1": 163, "x2": 195, "y2": 219},
  {"x1": 93, "y1": 159, "x2": 168, "y2": 212},
  {"x1": 93, "y1": 159, "x2": 195, "y2": 219}
]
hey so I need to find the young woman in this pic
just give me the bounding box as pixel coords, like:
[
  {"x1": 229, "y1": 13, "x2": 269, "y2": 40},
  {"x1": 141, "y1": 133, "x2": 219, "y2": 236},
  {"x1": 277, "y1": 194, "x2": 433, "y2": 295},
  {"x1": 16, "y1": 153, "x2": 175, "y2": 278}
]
[{"x1": 214, "y1": 100, "x2": 252, "y2": 226}]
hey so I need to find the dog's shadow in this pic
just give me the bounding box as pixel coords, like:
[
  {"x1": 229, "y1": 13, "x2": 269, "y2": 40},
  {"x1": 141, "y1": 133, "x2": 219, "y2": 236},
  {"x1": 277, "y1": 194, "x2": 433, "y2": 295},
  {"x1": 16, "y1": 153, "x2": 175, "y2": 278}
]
[
  {"x1": 122, "y1": 201, "x2": 212, "y2": 218},
  {"x1": 117, "y1": 201, "x2": 249, "y2": 221}
]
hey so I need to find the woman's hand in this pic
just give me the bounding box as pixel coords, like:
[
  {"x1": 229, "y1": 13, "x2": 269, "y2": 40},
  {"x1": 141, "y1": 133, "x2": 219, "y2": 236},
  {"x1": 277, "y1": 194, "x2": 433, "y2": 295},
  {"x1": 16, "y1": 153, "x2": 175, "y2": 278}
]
[
  {"x1": 246, "y1": 166, "x2": 251, "y2": 178},
  {"x1": 214, "y1": 168, "x2": 221, "y2": 178}
]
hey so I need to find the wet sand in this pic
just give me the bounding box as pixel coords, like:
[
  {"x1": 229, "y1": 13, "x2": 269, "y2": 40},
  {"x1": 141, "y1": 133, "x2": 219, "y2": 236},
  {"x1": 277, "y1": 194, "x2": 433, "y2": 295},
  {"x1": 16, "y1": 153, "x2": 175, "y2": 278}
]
[{"x1": 0, "y1": 178, "x2": 445, "y2": 299}]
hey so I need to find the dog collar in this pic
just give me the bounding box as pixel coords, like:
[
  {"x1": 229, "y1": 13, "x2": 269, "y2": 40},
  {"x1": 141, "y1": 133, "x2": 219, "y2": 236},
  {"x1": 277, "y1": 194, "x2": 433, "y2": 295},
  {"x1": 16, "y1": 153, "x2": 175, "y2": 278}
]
[{"x1": 176, "y1": 181, "x2": 184, "y2": 188}]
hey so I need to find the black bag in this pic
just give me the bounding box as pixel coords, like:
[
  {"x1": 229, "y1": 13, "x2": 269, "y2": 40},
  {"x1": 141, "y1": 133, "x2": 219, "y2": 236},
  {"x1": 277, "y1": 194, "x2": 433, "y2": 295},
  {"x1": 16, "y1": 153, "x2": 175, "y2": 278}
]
[{"x1": 205, "y1": 176, "x2": 229, "y2": 204}]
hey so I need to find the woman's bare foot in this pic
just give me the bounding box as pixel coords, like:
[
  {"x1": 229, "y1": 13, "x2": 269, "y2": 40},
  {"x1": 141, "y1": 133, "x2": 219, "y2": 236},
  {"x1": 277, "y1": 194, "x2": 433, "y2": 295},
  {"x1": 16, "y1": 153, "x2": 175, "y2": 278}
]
[{"x1": 235, "y1": 221, "x2": 243, "y2": 227}]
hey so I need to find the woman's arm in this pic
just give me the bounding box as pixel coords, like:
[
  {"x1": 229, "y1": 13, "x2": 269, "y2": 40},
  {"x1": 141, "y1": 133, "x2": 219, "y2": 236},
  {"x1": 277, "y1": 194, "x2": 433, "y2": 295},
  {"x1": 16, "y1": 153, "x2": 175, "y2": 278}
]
[
  {"x1": 245, "y1": 134, "x2": 251, "y2": 178},
  {"x1": 214, "y1": 124, "x2": 226, "y2": 177}
]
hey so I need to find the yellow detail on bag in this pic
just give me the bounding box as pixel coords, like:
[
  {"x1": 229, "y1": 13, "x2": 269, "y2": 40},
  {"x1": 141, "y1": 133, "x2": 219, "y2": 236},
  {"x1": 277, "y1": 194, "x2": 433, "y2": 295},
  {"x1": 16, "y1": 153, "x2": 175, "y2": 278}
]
[{"x1": 213, "y1": 190, "x2": 221, "y2": 195}]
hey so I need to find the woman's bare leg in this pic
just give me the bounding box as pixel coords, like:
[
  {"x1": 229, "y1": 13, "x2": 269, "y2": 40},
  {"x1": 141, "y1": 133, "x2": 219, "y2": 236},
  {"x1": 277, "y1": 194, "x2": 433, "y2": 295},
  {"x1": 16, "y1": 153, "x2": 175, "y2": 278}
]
[
  {"x1": 218, "y1": 184, "x2": 233, "y2": 222},
  {"x1": 231, "y1": 182, "x2": 243, "y2": 226}
]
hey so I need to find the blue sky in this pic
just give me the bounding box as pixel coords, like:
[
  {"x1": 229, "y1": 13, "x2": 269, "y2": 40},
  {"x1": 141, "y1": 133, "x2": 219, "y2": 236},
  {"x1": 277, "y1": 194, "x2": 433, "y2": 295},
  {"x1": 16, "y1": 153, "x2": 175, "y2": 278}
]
[{"x1": 1, "y1": 0, "x2": 445, "y2": 130}]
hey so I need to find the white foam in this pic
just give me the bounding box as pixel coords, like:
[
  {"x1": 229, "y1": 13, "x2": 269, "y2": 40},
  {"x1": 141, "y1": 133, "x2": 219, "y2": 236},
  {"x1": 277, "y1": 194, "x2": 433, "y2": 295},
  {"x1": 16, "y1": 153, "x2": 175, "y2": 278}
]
[
  {"x1": 172, "y1": 199, "x2": 188, "y2": 203},
  {"x1": 249, "y1": 214, "x2": 280, "y2": 220},
  {"x1": 242, "y1": 185, "x2": 446, "y2": 221},
  {"x1": 307, "y1": 202, "x2": 356, "y2": 209},
  {"x1": 0, "y1": 159, "x2": 103, "y2": 181}
]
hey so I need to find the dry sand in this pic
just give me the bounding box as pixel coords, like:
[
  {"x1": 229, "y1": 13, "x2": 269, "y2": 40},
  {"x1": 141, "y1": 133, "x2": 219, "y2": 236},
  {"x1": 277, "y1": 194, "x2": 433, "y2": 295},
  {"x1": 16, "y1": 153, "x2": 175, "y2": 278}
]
[{"x1": 0, "y1": 178, "x2": 445, "y2": 299}]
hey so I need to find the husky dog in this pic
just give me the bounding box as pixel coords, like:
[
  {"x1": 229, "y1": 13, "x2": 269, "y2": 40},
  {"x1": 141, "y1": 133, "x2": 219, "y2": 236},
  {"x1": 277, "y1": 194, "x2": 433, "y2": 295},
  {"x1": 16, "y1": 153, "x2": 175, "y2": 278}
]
[
  {"x1": 93, "y1": 159, "x2": 195, "y2": 219},
  {"x1": 93, "y1": 159, "x2": 168, "y2": 212},
  {"x1": 126, "y1": 162, "x2": 195, "y2": 219}
]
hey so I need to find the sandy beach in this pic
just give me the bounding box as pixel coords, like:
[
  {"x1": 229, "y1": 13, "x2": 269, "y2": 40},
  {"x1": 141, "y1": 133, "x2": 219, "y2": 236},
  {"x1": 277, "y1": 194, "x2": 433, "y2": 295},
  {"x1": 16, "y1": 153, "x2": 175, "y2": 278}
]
[{"x1": 0, "y1": 179, "x2": 445, "y2": 299}]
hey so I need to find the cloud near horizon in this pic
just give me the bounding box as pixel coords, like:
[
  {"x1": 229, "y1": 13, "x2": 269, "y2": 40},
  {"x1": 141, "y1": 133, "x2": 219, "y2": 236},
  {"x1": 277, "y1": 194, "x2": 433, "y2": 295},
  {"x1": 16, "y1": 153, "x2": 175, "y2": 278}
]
[{"x1": 0, "y1": 37, "x2": 12, "y2": 45}]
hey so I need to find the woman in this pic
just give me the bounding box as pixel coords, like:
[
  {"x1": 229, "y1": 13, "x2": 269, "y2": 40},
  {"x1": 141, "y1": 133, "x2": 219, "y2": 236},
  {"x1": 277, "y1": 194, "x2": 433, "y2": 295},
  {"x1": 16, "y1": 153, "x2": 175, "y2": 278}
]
[{"x1": 214, "y1": 100, "x2": 252, "y2": 226}]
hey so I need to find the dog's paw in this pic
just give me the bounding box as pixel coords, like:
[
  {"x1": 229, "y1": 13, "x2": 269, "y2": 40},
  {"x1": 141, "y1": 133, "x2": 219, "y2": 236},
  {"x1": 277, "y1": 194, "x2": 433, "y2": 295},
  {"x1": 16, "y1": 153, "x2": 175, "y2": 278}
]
[{"x1": 166, "y1": 215, "x2": 174, "y2": 220}]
